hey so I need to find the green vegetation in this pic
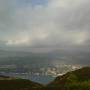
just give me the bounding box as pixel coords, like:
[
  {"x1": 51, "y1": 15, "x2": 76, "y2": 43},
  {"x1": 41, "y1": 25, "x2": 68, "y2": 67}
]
[
  {"x1": 0, "y1": 67, "x2": 90, "y2": 90},
  {"x1": 0, "y1": 77, "x2": 43, "y2": 90},
  {"x1": 44, "y1": 67, "x2": 90, "y2": 90}
]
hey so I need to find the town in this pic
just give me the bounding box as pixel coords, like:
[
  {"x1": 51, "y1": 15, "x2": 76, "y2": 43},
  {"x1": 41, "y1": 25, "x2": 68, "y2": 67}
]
[{"x1": 0, "y1": 64, "x2": 82, "y2": 78}]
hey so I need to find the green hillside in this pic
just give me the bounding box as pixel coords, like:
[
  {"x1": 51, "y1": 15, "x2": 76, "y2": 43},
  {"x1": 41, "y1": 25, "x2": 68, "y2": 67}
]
[
  {"x1": 0, "y1": 67, "x2": 90, "y2": 90},
  {"x1": 0, "y1": 76, "x2": 43, "y2": 90},
  {"x1": 44, "y1": 67, "x2": 90, "y2": 90}
]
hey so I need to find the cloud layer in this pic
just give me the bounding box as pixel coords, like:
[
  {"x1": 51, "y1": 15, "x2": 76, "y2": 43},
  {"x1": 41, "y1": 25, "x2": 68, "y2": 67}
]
[{"x1": 0, "y1": 0, "x2": 90, "y2": 52}]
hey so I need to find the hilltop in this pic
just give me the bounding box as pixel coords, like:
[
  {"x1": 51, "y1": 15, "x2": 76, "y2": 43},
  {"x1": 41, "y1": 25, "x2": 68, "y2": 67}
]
[{"x1": 45, "y1": 67, "x2": 90, "y2": 90}]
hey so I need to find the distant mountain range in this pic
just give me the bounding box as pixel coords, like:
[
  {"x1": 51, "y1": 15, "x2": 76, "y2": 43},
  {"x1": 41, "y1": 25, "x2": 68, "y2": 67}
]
[{"x1": 0, "y1": 67, "x2": 90, "y2": 90}]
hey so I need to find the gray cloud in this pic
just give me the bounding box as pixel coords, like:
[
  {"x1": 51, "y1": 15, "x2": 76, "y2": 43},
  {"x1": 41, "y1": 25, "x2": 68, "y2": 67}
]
[{"x1": 0, "y1": 0, "x2": 90, "y2": 52}]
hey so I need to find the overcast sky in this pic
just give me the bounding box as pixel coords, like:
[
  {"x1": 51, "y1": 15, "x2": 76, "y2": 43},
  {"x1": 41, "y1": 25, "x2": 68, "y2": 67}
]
[{"x1": 0, "y1": 0, "x2": 90, "y2": 52}]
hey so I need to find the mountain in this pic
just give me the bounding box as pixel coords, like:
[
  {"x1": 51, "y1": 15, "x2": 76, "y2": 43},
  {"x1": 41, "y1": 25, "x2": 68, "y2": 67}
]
[
  {"x1": 44, "y1": 67, "x2": 90, "y2": 90},
  {"x1": 0, "y1": 75, "x2": 43, "y2": 90}
]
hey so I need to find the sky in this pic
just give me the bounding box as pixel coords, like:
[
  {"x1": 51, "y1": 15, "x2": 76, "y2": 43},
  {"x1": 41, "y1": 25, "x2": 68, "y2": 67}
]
[{"x1": 0, "y1": 0, "x2": 90, "y2": 53}]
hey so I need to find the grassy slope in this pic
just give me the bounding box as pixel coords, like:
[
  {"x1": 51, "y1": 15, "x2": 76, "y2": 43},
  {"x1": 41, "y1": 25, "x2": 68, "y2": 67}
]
[
  {"x1": 0, "y1": 77, "x2": 43, "y2": 90},
  {"x1": 44, "y1": 67, "x2": 90, "y2": 90}
]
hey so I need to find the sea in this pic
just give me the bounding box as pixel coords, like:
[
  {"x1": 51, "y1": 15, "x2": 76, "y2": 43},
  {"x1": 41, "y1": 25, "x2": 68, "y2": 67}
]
[
  {"x1": 16, "y1": 75, "x2": 55, "y2": 84},
  {"x1": 1, "y1": 73, "x2": 55, "y2": 84}
]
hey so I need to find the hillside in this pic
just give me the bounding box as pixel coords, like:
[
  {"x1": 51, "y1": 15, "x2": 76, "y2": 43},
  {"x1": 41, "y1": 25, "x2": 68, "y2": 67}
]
[
  {"x1": 0, "y1": 76, "x2": 43, "y2": 90},
  {"x1": 0, "y1": 67, "x2": 90, "y2": 90},
  {"x1": 45, "y1": 67, "x2": 90, "y2": 90}
]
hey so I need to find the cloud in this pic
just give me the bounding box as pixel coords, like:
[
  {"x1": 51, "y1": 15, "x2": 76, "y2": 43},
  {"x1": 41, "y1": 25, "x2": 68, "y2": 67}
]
[
  {"x1": 0, "y1": 0, "x2": 90, "y2": 52},
  {"x1": 0, "y1": 0, "x2": 90, "y2": 65}
]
